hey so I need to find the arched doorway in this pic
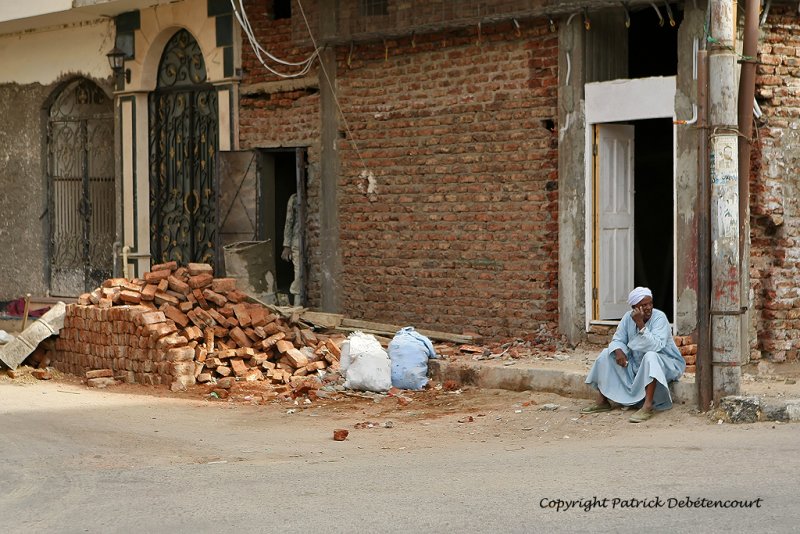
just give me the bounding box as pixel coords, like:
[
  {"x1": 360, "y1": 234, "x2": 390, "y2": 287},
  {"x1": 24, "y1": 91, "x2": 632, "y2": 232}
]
[
  {"x1": 47, "y1": 78, "x2": 115, "y2": 295},
  {"x1": 149, "y1": 29, "x2": 218, "y2": 266}
]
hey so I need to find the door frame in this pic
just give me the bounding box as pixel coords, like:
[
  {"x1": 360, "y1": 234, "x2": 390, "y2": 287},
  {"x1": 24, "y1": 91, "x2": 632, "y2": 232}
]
[{"x1": 584, "y1": 76, "x2": 677, "y2": 330}]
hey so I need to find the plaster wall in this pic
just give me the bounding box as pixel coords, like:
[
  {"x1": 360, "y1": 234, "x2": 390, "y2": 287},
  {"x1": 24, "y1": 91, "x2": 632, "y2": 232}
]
[
  {"x1": 557, "y1": 19, "x2": 587, "y2": 344},
  {"x1": 0, "y1": 1, "x2": 72, "y2": 22},
  {"x1": 0, "y1": 20, "x2": 114, "y2": 84},
  {"x1": 0, "y1": 82, "x2": 56, "y2": 300}
]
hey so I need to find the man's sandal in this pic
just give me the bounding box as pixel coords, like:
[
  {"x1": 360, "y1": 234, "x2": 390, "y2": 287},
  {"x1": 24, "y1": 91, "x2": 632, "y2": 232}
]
[
  {"x1": 629, "y1": 408, "x2": 654, "y2": 423},
  {"x1": 580, "y1": 404, "x2": 614, "y2": 414}
]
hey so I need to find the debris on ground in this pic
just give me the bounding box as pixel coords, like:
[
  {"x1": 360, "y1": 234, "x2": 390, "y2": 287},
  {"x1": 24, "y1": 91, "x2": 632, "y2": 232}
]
[
  {"x1": 0, "y1": 302, "x2": 66, "y2": 369},
  {"x1": 3, "y1": 365, "x2": 64, "y2": 384},
  {"x1": 333, "y1": 429, "x2": 349, "y2": 441}
]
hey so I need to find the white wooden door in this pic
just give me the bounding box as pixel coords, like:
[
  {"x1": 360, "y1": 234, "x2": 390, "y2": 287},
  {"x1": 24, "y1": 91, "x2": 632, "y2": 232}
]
[{"x1": 597, "y1": 124, "x2": 635, "y2": 320}]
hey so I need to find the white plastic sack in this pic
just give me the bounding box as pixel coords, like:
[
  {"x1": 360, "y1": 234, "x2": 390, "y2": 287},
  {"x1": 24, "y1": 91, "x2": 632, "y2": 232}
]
[
  {"x1": 342, "y1": 332, "x2": 392, "y2": 393},
  {"x1": 388, "y1": 327, "x2": 437, "y2": 390}
]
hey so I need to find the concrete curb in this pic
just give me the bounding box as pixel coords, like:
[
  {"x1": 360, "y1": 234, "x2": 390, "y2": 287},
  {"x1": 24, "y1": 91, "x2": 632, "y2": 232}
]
[
  {"x1": 428, "y1": 359, "x2": 698, "y2": 407},
  {"x1": 429, "y1": 360, "x2": 800, "y2": 423}
]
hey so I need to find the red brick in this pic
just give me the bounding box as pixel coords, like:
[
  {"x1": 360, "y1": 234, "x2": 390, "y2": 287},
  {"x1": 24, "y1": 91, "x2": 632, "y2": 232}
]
[
  {"x1": 232, "y1": 304, "x2": 252, "y2": 327},
  {"x1": 187, "y1": 263, "x2": 213, "y2": 276},
  {"x1": 211, "y1": 278, "x2": 237, "y2": 293},
  {"x1": 167, "y1": 346, "x2": 195, "y2": 362},
  {"x1": 168, "y1": 275, "x2": 191, "y2": 295},
  {"x1": 144, "y1": 269, "x2": 171, "y2": 283},
  {"x1": 86, "y1": 369, "x2": 114, "y2": 379},
  {"x1": 154, "y1": 292, "x2": 179, "y2": 306},
  {"x1": 202, "y1": 289, "x2": 227, "y2": 307},
  {"x1": 184, "y1": 325, "x2": 203, "y2": 341},
  {"x1": 229, "y1": 327, "x2": 252, "y2": 348},
  {"x1": 139, "y1": 311, "x2": 167, "y2": 325},
  {"x1": 230, "y1": 358, "x2": 248, "y2": 377},
  {"x1": 188, "y1": 273, "x2": 214, "y2": 289},
  {"x1": 119, "y1": 290, "x2": 141, "y2": 304},
  {"x1": 164, "y1": 305, "x2": 189, "y2": 328},
  {"x1": 141, "y1": 284, "x2": 158, "y2": 301}
]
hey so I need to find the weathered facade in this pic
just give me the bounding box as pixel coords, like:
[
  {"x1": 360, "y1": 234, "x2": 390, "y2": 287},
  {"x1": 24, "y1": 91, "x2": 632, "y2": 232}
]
[
  {"x1": 1, "y1": 0, "x2": 799, "y2": 378},
  {"x1": 750, "y1": 3, "x2": 800, "y2": 362},
  {"x1": 0, "y1": 13, "x2": 117, "y2": 299}
]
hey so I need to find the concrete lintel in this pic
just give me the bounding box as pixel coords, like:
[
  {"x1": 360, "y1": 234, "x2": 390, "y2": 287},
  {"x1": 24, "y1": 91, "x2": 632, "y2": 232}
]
[
  {"x1": 240, "y1": 77, "x2": 319, "y2": 96},
  {"x1": 585, "y1": 76, "x2": 676, "y2": 124}
]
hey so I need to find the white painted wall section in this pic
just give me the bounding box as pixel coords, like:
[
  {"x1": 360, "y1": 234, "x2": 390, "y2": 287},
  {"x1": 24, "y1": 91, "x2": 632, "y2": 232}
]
[
  {"x1": 0, "y1": 20, "x2": 114, "y2": 84},
  {"x1": 0, "y1": 1, "x2": 72, "y2": 23}
]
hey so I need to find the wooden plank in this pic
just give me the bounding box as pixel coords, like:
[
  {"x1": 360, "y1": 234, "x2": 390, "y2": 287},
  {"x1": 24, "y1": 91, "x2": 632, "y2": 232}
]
[
  {"x1": 299, "y1": 311, "x2": 344, "y2": 329},
  {"x1": 338, "y1": 318, "x2": 480, "y2": 344}
]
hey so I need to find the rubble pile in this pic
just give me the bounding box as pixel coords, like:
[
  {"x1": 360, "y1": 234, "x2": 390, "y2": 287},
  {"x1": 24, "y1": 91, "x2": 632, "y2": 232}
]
[{"x1": 55, "y1": 261, "x2": 342, "y2": 391}]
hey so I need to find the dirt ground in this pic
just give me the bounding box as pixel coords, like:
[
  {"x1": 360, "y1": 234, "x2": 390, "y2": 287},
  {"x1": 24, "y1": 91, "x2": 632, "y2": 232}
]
[
  {"x1": 3, "y1": 335, "x2": 799, "y2": 422},
  {"x1": 0, "y1": 366, "x2": 711, "y2": 449}
]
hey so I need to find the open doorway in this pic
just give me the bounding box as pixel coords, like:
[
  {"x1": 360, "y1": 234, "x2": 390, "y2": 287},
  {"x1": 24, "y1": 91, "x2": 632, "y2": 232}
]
[
  {"x1": 585, "y1": 3, "x2": 680, "y2": 325},
  {"x1": 632, "y1": 119, "x2": 673, "y2": 320},
  {"x1": 257, "y1": 149, "x2": 305, "y2": 305},
  {"x1": 216, "y1": 148, "x2": 306, "y2": 305},
  {"x1": 262, "y1": 151, "x2": 299, "y2": 302},
  {"x1": 591, "y1": 116, "x2": 675, "y2": 322}
]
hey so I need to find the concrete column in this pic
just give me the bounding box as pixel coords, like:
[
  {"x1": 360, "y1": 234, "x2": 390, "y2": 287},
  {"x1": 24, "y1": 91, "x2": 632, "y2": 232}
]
[
  {"x1": 674, "y1": 4, "x2": 705, "y2": 336},
  {"x1": 318, "y1": 4, "x2": 342, "y2": 311},
  {"x1": 117, "y1": 91, "x2": 151, "y2": 278},
  {"x1": 708, "y1": 0, "x2": 741, "y2": 399},
  {"x1": 557, "y1": 17, "x2": 587, "y2": 345}
]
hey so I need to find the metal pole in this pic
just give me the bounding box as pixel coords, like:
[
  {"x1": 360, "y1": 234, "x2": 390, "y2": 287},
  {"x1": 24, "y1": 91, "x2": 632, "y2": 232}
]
[
  {"x1": 708, "y1": 0, "x2": 742, "y2": 401},
  {"x1": 697, "y1": 48, "x2": 713, "y2": 411},
  {"x1": 737, "y1": 0, "x2": 759, "y2": 368}
]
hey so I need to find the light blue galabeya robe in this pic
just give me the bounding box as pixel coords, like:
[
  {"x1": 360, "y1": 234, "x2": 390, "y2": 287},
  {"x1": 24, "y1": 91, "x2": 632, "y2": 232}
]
[{"x1": 585, "y1": 309, "x2": 686, "y2": 410}]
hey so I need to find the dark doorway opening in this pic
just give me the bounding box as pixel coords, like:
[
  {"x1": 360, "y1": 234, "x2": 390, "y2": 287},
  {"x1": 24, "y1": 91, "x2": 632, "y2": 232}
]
[
  {"x1": 272, "y1": 152, "x2": 297, "y2": 297},
  {"x1": 632, "y1": 118, "x2": 673, "y2": 321},
  {"x1": 257, "y1": 150, "x2": 303, "y2": 302}
]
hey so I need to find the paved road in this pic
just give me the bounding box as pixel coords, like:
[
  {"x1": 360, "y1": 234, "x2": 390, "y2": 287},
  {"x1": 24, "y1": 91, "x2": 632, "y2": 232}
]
[{"x1": 1, "y1": 381, "x2": 798, "y2": 533}]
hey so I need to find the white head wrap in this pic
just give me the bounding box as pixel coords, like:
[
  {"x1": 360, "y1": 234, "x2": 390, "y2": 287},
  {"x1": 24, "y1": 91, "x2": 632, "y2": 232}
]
[{"x1": 627, "y1": 287, "x2": 653, "y2": 306}]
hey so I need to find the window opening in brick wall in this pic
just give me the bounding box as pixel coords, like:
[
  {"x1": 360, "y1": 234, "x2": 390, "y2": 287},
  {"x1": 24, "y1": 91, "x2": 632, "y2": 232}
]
[
  {"x1": 273, "y1": 0, "x2": 291, "y2": 19},
  {"x1": 628, "y1": 3, "x2": 682, "y2": 78},
  {"x1": 360, "y1": 0, "x2": 388, "y2": 16}
]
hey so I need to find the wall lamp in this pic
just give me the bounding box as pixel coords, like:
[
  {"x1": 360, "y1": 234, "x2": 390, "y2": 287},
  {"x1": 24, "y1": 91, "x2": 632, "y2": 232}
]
[{"x1": 106, "y1": 46, "x2": 131, "y2": 87}]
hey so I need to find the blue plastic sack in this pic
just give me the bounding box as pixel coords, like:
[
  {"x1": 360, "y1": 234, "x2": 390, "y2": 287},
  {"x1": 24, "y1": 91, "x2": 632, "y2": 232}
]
[{"x1": 388, "y1": 327, "x2": 437, "y2": 390}]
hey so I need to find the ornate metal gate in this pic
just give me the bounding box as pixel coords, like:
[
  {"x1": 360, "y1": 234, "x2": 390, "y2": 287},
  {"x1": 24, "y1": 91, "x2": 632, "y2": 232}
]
[
  {"x1": 149, "y1": 29, "x2": 218, "y2": 266},
  {"x1": 48, "y1": 78, "x2": 115, "y2": 295}
]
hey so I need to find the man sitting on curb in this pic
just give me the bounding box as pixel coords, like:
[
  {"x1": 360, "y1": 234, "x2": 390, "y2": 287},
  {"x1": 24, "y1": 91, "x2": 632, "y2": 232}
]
[{"x1": 581, "y1": 287, "x2": 686, "y2": 423}]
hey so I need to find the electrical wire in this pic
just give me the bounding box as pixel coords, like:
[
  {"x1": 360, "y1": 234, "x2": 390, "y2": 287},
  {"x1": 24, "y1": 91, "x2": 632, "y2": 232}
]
[
  {"x1": 296, "y1": 0, "x2": 368, "y2": 173},
  {"x1": 230, "y1": 0, "x2": 319, "y2": 78}
]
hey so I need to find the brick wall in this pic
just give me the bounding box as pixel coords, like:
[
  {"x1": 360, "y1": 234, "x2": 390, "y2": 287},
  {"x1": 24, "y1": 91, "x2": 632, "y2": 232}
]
[
  {"x1": 238, "y1": 4, "x2": 560, "y2": 339},
  {"x1": 750, "y1": 4, "x2": 800, "y2": 362},
  {"x1": 335, "y1": 20, "x2": 559, "y2": 338},
  {"x1": 238, "y1": 0, "x2": 325, "y2": 304}
]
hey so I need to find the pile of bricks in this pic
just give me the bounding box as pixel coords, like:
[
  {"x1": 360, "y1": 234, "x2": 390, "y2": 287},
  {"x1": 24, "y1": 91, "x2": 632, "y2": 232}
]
[
  {"x1": 54, "y1": 261, "x2": 341, "y2": 391},
  {"x1": 674, "y1": 335, "x2": 697, "y2": 374}
]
